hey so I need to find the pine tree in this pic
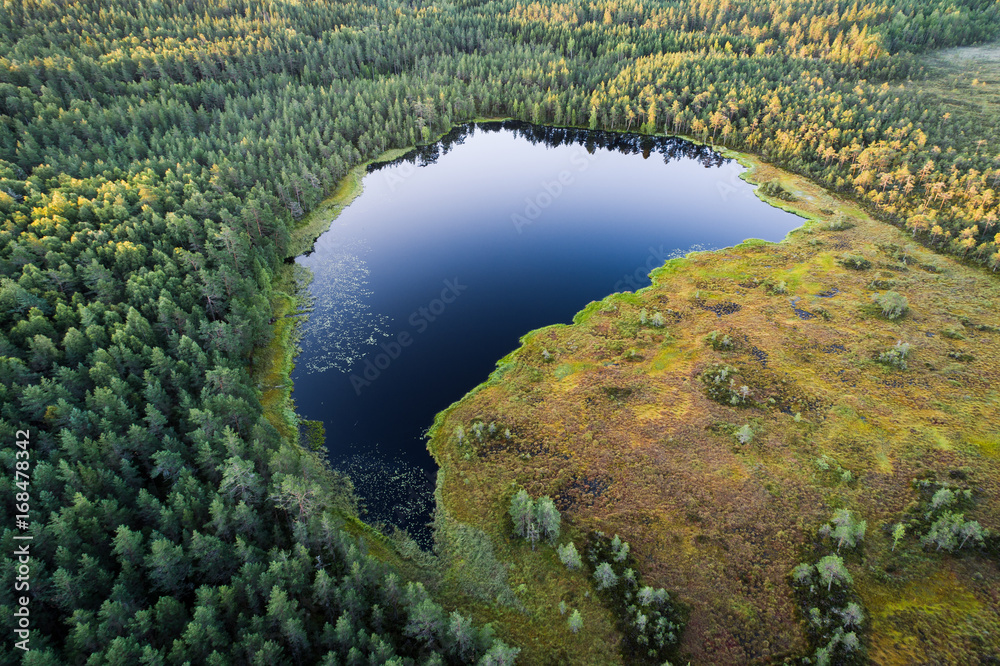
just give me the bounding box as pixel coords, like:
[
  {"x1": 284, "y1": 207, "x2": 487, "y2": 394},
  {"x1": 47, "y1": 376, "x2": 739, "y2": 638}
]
[
  {"x1": 593, "y1": 562, "x2": 619, "y2": 590},
  {"x1": 535, "y1": 496, "x2": 561, "y2": 545},
  {"x1": 557, "y1": 542, "x2": 582, "y2": 570},
  {"x1": 509, "y1": 488, "x2": 535, "y2": 539},
  {"x1": 815, "y1": 554, "x2": 852, "y2": 591},
  {"x1": 568, "y1": 609, "x2": 583, "y2": 634}
]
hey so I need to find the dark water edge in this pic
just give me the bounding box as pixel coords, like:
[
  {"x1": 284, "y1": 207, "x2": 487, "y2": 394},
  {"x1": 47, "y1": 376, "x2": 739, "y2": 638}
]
[
  {"x1": 291, "y1": 122, "x2": 805, "y2": 546},
  {"x1": 365, "y1": 121, "x2": 730, "y2": 176}
]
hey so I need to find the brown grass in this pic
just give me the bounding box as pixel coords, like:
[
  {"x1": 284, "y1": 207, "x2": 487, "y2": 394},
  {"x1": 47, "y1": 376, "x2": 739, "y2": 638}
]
[{"x1": 427, "y1": 153, "x2": 1000, "y2": 664}]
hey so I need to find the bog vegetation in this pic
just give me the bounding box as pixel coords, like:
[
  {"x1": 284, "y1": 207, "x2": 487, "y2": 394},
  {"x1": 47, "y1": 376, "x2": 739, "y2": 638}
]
[{"x1": 2, "y1": 0, "x2": 1000, "y2": 663}]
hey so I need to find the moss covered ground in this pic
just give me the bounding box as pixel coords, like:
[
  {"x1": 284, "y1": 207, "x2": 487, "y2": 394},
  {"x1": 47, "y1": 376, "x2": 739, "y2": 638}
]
[
  {"x1": 257, "y1": 108, "x2": 1000, "y2": 662},
  {"x1": 427, "y1": 154, "x2": 1000, "y2": 664},
  {"x1": 907, "y1": 39, "x2": 1000, "y2": 152}
]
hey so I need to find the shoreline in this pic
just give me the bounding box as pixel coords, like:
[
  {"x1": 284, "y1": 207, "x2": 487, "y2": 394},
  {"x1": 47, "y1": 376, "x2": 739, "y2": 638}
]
[
  {"x1": 254, "y1": 118, "x2": 908, "y2": 538},
  {"x1": 254, "y1": 117, "x2": 515, "y2": 446},
  {"x1": 421, "y1": 127, "x2": 938, "y2": 663},
  {"x1": 250, "y1": 119, "x2": 1000, "y2": 662},
  {"x1": 255, "y1": 118, "x2": 882, "y2": 542}
]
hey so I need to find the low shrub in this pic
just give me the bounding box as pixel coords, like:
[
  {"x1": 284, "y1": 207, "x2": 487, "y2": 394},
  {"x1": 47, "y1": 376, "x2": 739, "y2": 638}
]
[
  {"x1": 814, "y1": 456, "x2": 856, "y2": 485},
  {"x1": 872, "y1": 291, "x2": 908, "y2": 319},
  {"x1": 759, "y1": 180, "x2": 796, "y2": 201},
  {"x1": 876, "y1": 341, "x2": 910, "y2": 370},
  {"x1": 699, "y1": 363, "x2": 751, "y2": 406},
  {"x1": 825, "y1": 214, "x2": 856, "y2": 231},
  {"x1": 705, "y1": 330, "x2": 735, "y2": 351},
  {"x1": 940, "y1": 326, "x2": 965, "y2": 340},
  {"x1": 838, "y1": 253, "x2": 871, "y2": 270},
  {"x1": 763, "y1": 279, "x2": 788, "y2": 295},
  {"x1": 867, "y1": 277, "x2": 895, "y2": 290}
]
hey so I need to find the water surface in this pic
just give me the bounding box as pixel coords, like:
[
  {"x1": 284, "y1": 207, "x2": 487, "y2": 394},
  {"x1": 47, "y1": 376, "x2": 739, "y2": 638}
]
[{"x1": 293, "y1": 122, "x2": 804, "y2": 543}]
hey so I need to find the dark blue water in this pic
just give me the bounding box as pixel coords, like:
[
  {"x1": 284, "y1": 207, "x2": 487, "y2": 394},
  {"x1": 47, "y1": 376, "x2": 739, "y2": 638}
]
[{"x1": 292, "y1": 122, "x2": 803, "y2": 543}]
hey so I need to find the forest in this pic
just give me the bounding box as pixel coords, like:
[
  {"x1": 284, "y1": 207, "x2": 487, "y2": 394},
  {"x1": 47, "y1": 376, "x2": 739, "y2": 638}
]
[{"x1": 1, "y1": 0, "x2": 999, "y2": 663}]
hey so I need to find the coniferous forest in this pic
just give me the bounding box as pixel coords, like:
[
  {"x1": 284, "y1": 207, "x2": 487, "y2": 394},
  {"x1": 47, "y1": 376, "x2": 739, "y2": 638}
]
[{"x1": 2, "y1": 0, "x2": 1000, "y2": 663}]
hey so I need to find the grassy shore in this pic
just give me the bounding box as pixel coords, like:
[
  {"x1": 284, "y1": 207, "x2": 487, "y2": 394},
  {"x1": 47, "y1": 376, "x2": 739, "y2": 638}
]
[
  {"x1": 427, "y1": 148, "x2": 1000, "y2": 664},
  {"x1": 250, "y1": 115, "x2": 1000, "y2": 663},
  {"x1": 248, "y1": 126, "x2": 509, "y2": 576}
]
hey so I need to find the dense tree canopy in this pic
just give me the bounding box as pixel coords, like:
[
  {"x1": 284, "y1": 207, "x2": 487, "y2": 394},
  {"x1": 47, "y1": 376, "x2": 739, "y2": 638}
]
[{"x1": 1, "y1": 0, "x2": 998, "y2": 662}]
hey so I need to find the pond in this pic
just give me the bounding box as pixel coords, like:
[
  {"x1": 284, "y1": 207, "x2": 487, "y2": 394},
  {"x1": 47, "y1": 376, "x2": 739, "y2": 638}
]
[{"x1": 292, "y1": 122, "x2": 804, "y2": 544}]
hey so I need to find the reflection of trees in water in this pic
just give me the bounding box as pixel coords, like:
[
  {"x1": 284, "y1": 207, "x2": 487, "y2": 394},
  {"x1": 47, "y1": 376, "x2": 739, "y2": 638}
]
[
  {"x1": 333, "y1": 450, "x2": 436, "y2": 549},
  {"x1": 296, "y1": 241, "x2": 389, "y2": 374},
  {"x1": 367, "y1": 123, "x2": 473, "y2": 172},
  {"x1": 368, "y1": 120, "x2": 730, "y2": 172}
]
